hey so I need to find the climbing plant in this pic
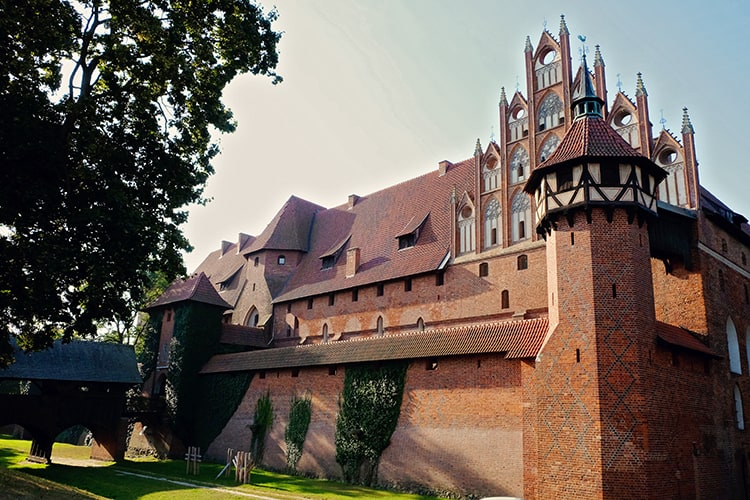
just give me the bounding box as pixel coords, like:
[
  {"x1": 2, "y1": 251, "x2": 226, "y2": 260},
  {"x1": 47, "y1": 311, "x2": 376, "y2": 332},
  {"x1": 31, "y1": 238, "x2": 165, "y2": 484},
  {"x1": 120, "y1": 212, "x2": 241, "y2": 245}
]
[
  {"x1": 193, "y1": 370, "x2": 253, "y2": 452},
  {"x1": 285, "y1": 393, "x2": 312, "y2": 473},
  {"x1": 136, "y1": 310, "x2": 162, "y2": 384},
  {"x1": 335, "y1": 362, "x2": 408, "y2": 486},
  {"x1": 249, "y1": 391, "x2": 274, "y2": 464}
]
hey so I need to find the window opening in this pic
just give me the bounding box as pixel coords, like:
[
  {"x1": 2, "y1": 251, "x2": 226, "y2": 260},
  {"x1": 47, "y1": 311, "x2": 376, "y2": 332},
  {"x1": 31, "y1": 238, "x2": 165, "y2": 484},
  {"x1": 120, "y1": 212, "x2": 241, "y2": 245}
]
[
  {"x1": 728, "y1": 317, "x2": 742, "y2": 374},
  {"x1": 404, "y1": 278, "x2": 412, "y2": 292},
  {"x1": 479, "y1": 262, "x2": 489, "y2": 277},
  {"x1": 377, "y1": 316, "x2": 384, "y2": 336},
  {"x1": 377, "y1": 283, "x2": 384, "y2": 296},
  {"x1": 307, "y1": 298, "x2": 313, "y2": 310},
  {"x1": 278, "y1": 255, "x2": 286, "y2": 265},
  {"x1": 517, "y1": 254, "x2": 528, "y2": 270},
  {"x1": 417, "y1": 317, "x2": 425, "y2": 331},
  {"x1": 501, "y1": 290, "x2": 510, "y2": 309},
  {"x1": 352, "y1": 288, "x2": 359, "y2": 302}
]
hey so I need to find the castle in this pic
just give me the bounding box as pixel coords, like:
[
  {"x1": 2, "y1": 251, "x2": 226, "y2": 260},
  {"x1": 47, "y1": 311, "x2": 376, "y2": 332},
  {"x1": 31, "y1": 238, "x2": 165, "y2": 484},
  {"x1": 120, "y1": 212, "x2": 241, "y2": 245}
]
[{"x1": 137, "y1": 16, "x2": 750, "y2": 499}]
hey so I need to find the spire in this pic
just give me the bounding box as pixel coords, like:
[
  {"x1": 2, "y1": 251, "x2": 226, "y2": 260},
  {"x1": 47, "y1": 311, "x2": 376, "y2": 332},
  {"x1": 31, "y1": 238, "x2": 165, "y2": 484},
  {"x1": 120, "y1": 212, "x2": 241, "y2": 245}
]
[
  {"x1": 571, "y1": 54, "x2": 603, "y2": 120},
  {"x1": 593, "y1": 45, "x2": 604, "y2": 67},
  {"x1": 499, "y1": 86, "x2": 508, "y2": 106},
  {"x1": 681, "y1": 107, "x2": 695, "y2": 134},
  {"x1": 474, "y1": 138, "x2": 482, "y2": 156},
  {"x1": 525, "y1": 36, "x2": 533, "y2": 53},
  {"x1": 635, "y1": 73, "x2": 647, "y2": 97},
  {"x1": 559, "y1": 14, "x2": 569, "y2": 36}
]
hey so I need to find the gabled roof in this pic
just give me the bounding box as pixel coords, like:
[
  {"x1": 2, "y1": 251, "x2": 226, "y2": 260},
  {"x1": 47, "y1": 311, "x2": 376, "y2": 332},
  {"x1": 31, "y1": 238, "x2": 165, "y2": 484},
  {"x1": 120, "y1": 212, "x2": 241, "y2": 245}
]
[
  {"x1": 0, "y1": 341, "x2": 142, "y2": 384},
  {"x1": 243, "y1": 196, "x2": 325, "y2": 255},
  {"x1": 146, "y1": 272, "x2": 232, "y2": 311},
  {"x1": 273, "y1": 159, "x2": 475, "y2": 302},
  {"x1": 192, "y1": 237, "x2": 252, "y2": 308},
  {"x1": 200, "y1": 317, "x2": 549, "y2": 373}
]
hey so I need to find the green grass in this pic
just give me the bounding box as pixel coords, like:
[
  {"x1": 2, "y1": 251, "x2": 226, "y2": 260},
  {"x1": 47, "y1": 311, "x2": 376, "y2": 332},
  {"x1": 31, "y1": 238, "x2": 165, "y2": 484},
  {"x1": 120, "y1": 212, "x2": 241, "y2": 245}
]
[{"x1": 0, "y1": 436, "x2": 445, "y2": 499}]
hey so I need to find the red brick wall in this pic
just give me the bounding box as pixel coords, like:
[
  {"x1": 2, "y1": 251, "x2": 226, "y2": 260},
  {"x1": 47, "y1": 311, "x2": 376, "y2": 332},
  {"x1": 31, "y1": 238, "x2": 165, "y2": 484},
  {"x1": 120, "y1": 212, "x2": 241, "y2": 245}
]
[
  {"x1": 273, "y1": 242, "x2": 548, "y2": 347},
  {"x1": 208, "y1": 356, "x2": 526, "y2": 498}
]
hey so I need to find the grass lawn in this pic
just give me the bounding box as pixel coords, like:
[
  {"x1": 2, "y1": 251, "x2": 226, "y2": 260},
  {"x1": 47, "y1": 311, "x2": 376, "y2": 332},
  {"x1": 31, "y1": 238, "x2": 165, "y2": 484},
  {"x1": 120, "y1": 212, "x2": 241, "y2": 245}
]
[{"x1": 0, "y1": 436, "x2": 445, "y2": 499}]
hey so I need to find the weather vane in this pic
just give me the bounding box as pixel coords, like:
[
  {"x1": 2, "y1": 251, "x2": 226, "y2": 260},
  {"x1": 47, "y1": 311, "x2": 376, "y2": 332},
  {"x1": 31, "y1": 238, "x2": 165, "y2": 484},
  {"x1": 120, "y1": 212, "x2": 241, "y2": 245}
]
[
  {"x1": 616, "y1": 73, "x2": 622, "y2": 92},
  {"x1": 577, "y1": 34, "x2": 589, "y2": 62},
  {"x1": 659, "y1": 110, "x2": 667, "y2": 129}
]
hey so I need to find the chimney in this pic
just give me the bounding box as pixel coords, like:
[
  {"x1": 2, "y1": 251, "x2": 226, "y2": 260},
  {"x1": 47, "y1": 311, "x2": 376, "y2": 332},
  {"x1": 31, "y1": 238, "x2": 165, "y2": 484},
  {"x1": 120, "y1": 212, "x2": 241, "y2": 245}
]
[
  {"x1": 438, "y1": 160, "x2": 452, "y2": 176},
  {"x1": 346, "y1": 247, "x2": 360, "y2": 277},
  {"x1": 348, "y1": 194, "x2": 359, "y2": 209},
  {"x1": 220, "y1": 240, "x2": 232, "y2": 256}
]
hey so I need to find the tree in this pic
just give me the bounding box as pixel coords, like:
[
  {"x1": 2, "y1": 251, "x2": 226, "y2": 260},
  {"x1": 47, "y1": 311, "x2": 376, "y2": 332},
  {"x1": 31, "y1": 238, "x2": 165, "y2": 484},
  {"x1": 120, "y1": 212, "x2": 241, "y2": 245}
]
[{"x1": 0, "y1": 0, "x2": 281, "y2": 366}]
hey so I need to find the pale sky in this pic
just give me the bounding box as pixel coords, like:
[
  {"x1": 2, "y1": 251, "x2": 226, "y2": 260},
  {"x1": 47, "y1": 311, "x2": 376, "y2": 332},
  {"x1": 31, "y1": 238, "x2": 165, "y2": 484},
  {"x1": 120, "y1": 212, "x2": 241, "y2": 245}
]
[{"x1": 182, "y1": 0, "x2": 750, "y2": 272}]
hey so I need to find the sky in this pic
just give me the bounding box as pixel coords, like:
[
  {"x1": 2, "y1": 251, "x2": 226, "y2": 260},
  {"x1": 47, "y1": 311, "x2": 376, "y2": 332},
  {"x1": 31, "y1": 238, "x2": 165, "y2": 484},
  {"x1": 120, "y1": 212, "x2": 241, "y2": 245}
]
[{"x1": 182, "y1": 0, "x2": 750, "y2": 272}]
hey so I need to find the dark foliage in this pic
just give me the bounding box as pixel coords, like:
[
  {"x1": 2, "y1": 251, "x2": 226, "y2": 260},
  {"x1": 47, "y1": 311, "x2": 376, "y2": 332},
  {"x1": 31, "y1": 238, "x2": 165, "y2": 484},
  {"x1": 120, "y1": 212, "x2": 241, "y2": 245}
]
[{"x1": 0, "y1": 0, "x2": 281, "y2": 365}]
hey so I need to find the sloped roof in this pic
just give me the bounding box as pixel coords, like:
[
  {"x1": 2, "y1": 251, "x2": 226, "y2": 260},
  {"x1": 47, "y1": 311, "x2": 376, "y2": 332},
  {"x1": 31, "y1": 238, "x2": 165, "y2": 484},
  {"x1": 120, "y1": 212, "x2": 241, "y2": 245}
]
[
  {"x1": 220, "y1": 324, "x2": 270, "y2": 348},
  {"x1": 192, "y1": 241, "x2": 249, "y2": 308},
  {"x1": 526, "y1": 115, "x2": 667, "y2": 193},
  {"x1": 655, "y1": 322, "x2": 720, "y2": 358},
  {"x1": 274, "y1": 159, "x2": 475, "y2": 302},
  {"x1": 146, "y1": 272, "x2": 232, "y2": 310},
  {"x1": 243, "y1": 196, "x2": 325, "y2": 255},
  {"x1": 0, "y1": 341, "x2": 142, "y2": 384},
  {"x1": 200, "y1": 317, "x2": 549, "y2": 373}
]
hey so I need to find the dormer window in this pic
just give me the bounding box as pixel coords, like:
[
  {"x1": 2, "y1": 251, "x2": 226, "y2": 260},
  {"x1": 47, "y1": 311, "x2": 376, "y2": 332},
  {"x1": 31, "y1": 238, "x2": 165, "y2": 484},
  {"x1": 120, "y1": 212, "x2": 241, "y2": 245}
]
[
  {"x1": 398, "y1": 233, "x2": 417, "y2": 249},
  {"x1": 320, "y1": 235, "x2": 351, "y2": 270},
  {"x1": 396, "y1": 212, "x2": 429, "y2": 251}
]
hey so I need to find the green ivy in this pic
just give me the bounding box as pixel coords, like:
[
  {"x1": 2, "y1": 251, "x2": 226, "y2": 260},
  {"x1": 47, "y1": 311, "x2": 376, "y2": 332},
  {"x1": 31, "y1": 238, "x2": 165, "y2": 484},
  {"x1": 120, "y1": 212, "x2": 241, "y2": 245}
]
[
  {"x1": 193, "y1": 371, "x2": 253, "y2": 451},
  {"x1": 285, "y1": 393, "x2": 312, "y2": 473},
  {"x1": 250, "y1": 391, "x2": 274, "y2": 464},
  {"x1": 137, "y1": 310, "x2": 162, "y2": 383},
  {"x1": 335, "y1": 362, "x2": 407, "y2": 486}
]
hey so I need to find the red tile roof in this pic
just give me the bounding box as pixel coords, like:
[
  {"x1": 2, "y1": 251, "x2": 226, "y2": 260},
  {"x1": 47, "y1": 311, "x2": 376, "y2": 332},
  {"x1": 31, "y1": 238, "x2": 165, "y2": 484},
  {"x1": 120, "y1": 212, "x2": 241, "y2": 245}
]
[
  {"x1": 655, "y1": 321, "x2": 720, "y2": 358},
  {"x1": 146, "y1": 272, "x2": 232, "y2": 310},
  {"x1": 525, "y1": 115, "x2": 666, "y2": 193},
  {"x1": 191, "y1": 238, "x2": 252, "y2": 308},
  {"x1": 243, "y1": 196, "x2": 325, "y2": 254},
  {"x1": 274, "y1": 159, "x2": 475, "y2": 302},
  {"x1": 200, "y1": 317, "x2": 549, "y2": 373},
  {"x1": 220, "y1": 324, "x2": 270, "y2": 348}
]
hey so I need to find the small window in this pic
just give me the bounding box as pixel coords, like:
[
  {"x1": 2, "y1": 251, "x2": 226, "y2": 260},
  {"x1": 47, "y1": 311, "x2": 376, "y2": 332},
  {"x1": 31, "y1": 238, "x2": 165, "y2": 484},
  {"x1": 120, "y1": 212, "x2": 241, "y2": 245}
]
[
  {"x1": 518, "y1": 221, "x2": 526, "y2": 240},
  {"x1": 517, "y1": 254, "x2": 528, "y2": 270},
  {"x1": 166, "y1": 311, "x2": 173, "y2": 322},
  {"x1": 736, "y1": 385, "x2": 745, "y2": 430},
  {"x1": 398, "y1": 233, "x2": 417, "y2": 249},
  {"x1": 278, "y1": 255, "x2": 286, "y2": 265},
  {"x1": 322, "y1": 324, "x2": 329, "y2": 343},
  {"x1": 404, "y1": 278, "x2": 412, "y2": 292},
  {"x1": 377, "y1": 283, "x2": 384, "y2": 296},
  {"x1": 352, "y1": 288, "x2": 359, "y2": 302},
  {"x1": 501, "y1": 290, "x2": 510, "y2": 309},
  {"x1": 436, "y1": 271, "x2": 444, "y2": 286},
  {"x1": 641, "y1": 171, "x2": 650, "y2": 192},
  {"x1": 557, "y1": 167, "x2": 573, "y2": 191},
  {"x1": 479, "y1": 262, "x2": 489, "y2": 277},
  {"x1": 377, "y1": 316, "x2": 384, "y2": 336},
  {"x1": 600, "y1": 164, "x2": 620, "y2": 186},
  {"x1": 307, "y1": 298, "x2": 313, "y2": 310},
  {"x1": 254, "y1": 257, "x2": 259, "y2": 267},
  {"x1": 426, "y1": 358, "x2": 438, "y2": 371},
  {"x1": 287, "y1": 303, "x2": 292, "y2": 313},
  {"x1": 328, "y1": 293, "x2": 335, "y2": 306},
  {"x1": 292, "y1": 368, "x2": 300, "y2": 378},
  {"x1": 321, "y1": 256, "x2": 335, "y2": 270},
  {"x1": 328, "y1": 366, "x2": 337, "y2": 376},
  {"x1": 417, "y1": 317, "x2": 425, "y2": 331}
]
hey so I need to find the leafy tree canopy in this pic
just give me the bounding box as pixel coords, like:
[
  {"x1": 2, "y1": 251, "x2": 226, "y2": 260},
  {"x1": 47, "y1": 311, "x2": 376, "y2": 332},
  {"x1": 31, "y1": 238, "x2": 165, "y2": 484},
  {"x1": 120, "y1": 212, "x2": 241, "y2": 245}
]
[{"x1": 0, "y1": 0, "x2": 281, "y2": 365}]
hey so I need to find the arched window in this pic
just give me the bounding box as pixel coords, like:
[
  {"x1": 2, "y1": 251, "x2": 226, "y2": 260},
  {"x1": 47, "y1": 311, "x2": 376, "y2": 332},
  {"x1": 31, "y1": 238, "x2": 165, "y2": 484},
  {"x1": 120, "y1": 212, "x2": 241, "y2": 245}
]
[
  {"x1": 482, "y1": 158, "x2": 499, "y2": 192},
  {"x1": 377, "y1": 316, "x2": 384, "y2": 337},
  {"x1": 727, "y1": 317, "x2": 742, "y2": 374},
  {"x1": 510, "y1": 147, "x2": 529, "y2": 184},
  {"x1": 538, "y1": 92, "x2": 563, "y2": 131},
  {"x1": 322, "y1": 323, "x2": 329, "y2": 343},
  {"x1": 417, "y1": 317, "x2": 425, "y2": 332},
  {"x1": 246, "y1": 307, "x2": 259, "y2": 327},
  {"x1": 501, "y1": 290, "x2": 510, "y2": 309},
  {"x1": 736, "y1": 385, "x2": 745, "y2": 430},
  {"x1": 484, "y1": 198, "x2": 501, "y2": 249},
  {"x1": 458, "y1": 204, "x2": 475, "y2": 254},
  {"x1": 539, "y1": 134, "x2": 561, "y2": 163},
  {"x1": 479, "y1": 262, "x2": 489, "y2": 277},
  {"x1": 511, "y1": 192, "x2": 531, "y2": 242}
]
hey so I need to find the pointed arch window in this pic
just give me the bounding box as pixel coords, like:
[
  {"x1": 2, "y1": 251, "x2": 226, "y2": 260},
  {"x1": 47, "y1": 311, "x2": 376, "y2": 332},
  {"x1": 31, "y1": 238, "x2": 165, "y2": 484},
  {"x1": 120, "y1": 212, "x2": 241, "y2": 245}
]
[
  {"x1": 538, "y1": 92, "x2": 563, "y2": 131},
  {"x1": 417, "y1": 317, "x2": 425, "y2": 332},
  {"x1": 511, "y1": 192, "x2": 531, "y2": 242},
  {"x1": 484, "y1": 198, "x2": 501, "y2": 249},
  {"x1": 539, "y1": 134, "x2": 561, "y2": 163},
  {"x1": 736, "y1": 385, "x2": 745, "y2": 430},
  {"x1": 727, "y1": 317, "x2": 742, "y2": 374},
  {"x1": 376, "y1": 316, "x2": 384, "y2": 337},
  {"x1": 510, "y1": 147, "x2": 529, "y2": 184},
  {"x1": 482, "y1": 158, "x2": 500, "y2": 192},
  {"x1": 322, "y1": 323, "x2": 329, "y2": 343},
  {"x1": 246, "y1": 307, "x2": 259, "y2": 327},
  {"x1": 458, "y1": 204, "x2": 475, "y2": 254}
]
